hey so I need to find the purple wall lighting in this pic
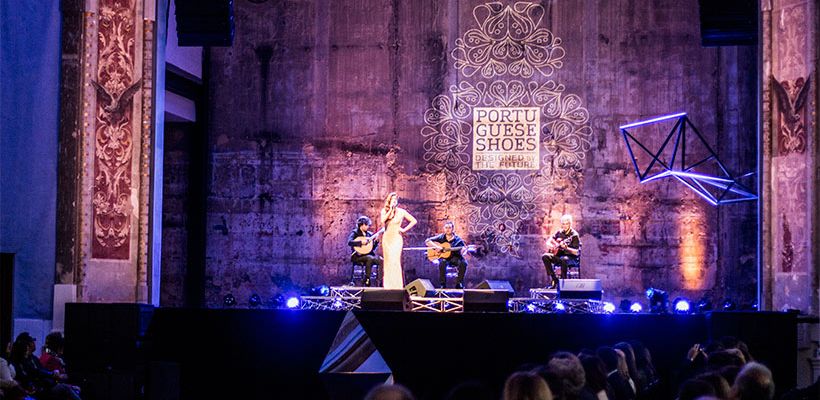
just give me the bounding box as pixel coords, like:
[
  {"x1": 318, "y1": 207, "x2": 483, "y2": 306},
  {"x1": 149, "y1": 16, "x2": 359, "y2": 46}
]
[{"x1": 619, "y1": 113, "x2": 757, "y2": 205}]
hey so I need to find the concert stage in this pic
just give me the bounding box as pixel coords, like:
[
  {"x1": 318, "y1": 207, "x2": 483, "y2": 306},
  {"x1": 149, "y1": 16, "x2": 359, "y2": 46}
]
[{"x1": 65, "y1": 304, "x2": 798, "y2": 400}]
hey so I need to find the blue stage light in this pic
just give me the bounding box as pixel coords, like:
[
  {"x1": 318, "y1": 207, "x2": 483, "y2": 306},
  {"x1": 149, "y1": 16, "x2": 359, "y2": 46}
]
[
  {"x1": 695, "y1": 297, "x2": 713, "y2": 313},
  {"x1": 630, "y1": 302, "x2": 643, "y2": 313},
  {"x1": 526, "y1": 304, "x2": 537, "y2": 313},
  {"x1": 332, "y1": 299, "x2": 343, "y2": 309},
  {"x1": 248, "y1": 293, "x2": 261, "y2": 307},
  {"x1": 722, "y1": 299, "x2": 737, "y2": 311},
  {"x1": 286, "y1": 296, "x2": 301, "y2": 309},
  {"x1": 554, "y1": 302, "x2": 566, "y2": 313},
  {"x1": 673, "y1": 298, "x2": 691, "y2": 314},
  {"x1": 223, "y1": 293, "x2": 237, "y2": 307},
  {"x1": 645, "y1": 287, "x2": 668, "y2": 313},
  {"x1": 619, "y1": 112, "x2": 687, "y2": 130},
  {"x1": 603, "y1": 302, "x2": 616, "y2": 313}
]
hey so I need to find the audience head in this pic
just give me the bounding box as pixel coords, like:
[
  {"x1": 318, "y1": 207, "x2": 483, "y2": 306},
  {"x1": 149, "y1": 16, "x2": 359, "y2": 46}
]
[
  {"x1": 45, "y1": 331, "x2": 65, "y2": 354},
  {"x1": 539, "y1": 352, "x2": 585, "y2": 400},
  {"x1": 696, "y1": 372, "x2": 731, "y2": 399},
  {"x1": 707, "y1": 350, "x2": 745, "y2": 370},
  {"x1": 364, "y1": 383, "x2": 415, "y2": 400},
  {"x1": 677, "y1": 378, "x2": 716, "y2": 400},
  {"x1": 503, "y1": 371, "x2": 553, "y2": 400},
  {"x1": 578, "y1": 354, "x2": 609, "y2": 395},
  {"x1": 731, "y1": 362, "x2": 775, "y2": 400},
  {"x1": 596, "y1": 346, "x2": 619, "y2": 373}
]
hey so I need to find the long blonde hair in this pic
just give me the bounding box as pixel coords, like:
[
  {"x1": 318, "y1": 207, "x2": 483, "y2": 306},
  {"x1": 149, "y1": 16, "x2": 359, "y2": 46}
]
[{"x1": 383, "y1": 192, "x2": 398, "y2": 222}]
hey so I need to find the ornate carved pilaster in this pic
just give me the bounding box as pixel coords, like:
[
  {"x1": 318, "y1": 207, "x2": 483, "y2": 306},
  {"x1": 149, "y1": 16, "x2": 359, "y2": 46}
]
[
  {"x1": 761, "y1": 0, "x2": 818, "y2": 314},
  {"x1": 60, "y1": 0, "x2": 159, "y2": 302}
]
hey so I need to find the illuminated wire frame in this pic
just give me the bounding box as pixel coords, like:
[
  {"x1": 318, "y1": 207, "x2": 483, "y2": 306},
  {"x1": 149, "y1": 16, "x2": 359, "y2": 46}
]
[{"x1": 619, "y1": 113, "x2": 757, "y2": 205}]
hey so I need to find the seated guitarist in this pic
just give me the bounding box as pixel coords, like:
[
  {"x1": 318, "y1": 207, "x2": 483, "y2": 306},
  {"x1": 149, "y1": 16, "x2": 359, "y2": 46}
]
[
  {"x1": 347, "y1": 216, "x2": 383, "y2": 287},
  {"x1": 425, "y1": 221, "x2": 468, "y2": 289},
  {"x1": 542, "y1": 214, "x2": 581, "y2": 289}
]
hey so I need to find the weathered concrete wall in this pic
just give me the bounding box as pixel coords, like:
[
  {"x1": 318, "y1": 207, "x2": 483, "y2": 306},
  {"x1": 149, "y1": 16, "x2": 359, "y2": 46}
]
[{"x1": 199, "y1": 0, "x2": 758, "y2": 308}]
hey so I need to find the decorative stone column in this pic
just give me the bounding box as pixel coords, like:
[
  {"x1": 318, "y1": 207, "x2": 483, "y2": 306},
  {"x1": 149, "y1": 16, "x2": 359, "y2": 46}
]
[
  {"x1": 760, "y1": 0, "x2": 818, "y2": 314},
  {"x1": 56, "y1": 0, "x2": 163, "y2": 312}
]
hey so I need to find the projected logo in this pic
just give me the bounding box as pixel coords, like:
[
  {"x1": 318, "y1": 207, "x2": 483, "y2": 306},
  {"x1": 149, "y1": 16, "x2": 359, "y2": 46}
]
[{"x1": 421, "y1": 2, "x2": 591, "y2": 256}]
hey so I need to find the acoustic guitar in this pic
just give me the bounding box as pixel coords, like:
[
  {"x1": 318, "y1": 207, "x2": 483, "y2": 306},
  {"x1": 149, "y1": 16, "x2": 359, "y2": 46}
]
[
  {"x1": 352, "y1": 228, "x2": 384, "y2": 255},
  {"x1": 545, "y1": 236, "x2": 573, "y2": 256},
  {"x1": 426, "y1": 242, "x2": 476, "y2": 261}
]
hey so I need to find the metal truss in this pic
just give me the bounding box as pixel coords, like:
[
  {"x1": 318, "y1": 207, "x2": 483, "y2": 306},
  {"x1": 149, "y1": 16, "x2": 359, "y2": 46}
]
[
  {"x1": 409, "y1": 296, "x2": 464, "y2": 312},
  {"x1": 619, "y1": 113, "x2": 757, "y2": 205},
  {"x1": 508, "y1": 298, "x2": 606, "y2": 314},
  {"x1": 301, "y1": 295, "x2": 360, "y2": 311},
  {"x1": 301, "y1": 288, "x2": 606, "y2": 314},
  {"x1": 529, "y1": 288, "x2": 559, "y2": 300}
]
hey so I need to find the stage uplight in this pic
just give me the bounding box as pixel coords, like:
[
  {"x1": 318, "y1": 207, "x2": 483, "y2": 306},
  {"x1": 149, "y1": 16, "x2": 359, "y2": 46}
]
[
  {"x1": 695, "y1": 297, "x2": 713, "y2": 313},
  {"x1": 286, "y1": 296, "x2": 301, "y2": 309},
  {"x1": 332, "y1": 299, "x2": 343, "y2": 309},
  {"x1": 223, "y1": 293, "x2": 237, "y2": 307},
  {"x1": 673, "y1": 298, "x2": 691, "y2": 314},
  {"x1": 630, "y1": 302, "x2": 643, "y2": 313},
  {"x1": 309, "y1": 285, "x2": 330, "y2": 296},
  {"x1": 555, "y1": 302, "x2": 566, "y2": 313},
  {"x1": 526, "y1": 303, "x2": 537, "y2": 313},
  {"x1": 603, "y1": 302, "x2": 616, "y2": 313},
  {"x1": 722, "y1": 299, "x2": 737, "y2": 311},
  {"x1": 248, "y1": 293, "x2": 261, "y2": 307},
  {"x1": 646, "y1": 288, "x2": 669, "y2": 313}
]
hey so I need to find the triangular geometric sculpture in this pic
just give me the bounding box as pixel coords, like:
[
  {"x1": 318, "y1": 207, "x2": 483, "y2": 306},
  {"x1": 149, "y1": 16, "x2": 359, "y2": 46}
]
[{"x1": 619, "y1": 112, "x2": 757, "y2": 205}]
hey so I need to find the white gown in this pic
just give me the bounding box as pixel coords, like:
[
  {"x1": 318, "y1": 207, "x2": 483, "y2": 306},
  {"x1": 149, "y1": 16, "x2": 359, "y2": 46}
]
[{"x1": 381, "y1": 208, "x2": 405, "y2": 289}]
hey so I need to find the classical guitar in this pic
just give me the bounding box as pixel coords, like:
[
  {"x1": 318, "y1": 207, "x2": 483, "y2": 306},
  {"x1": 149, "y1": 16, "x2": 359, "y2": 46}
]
[
  {"x1": 545, "y1": 236, "x2": 573, "y2": 256},
  {"x1": 426, "y1": 242, "x2": 477, "y2": 261},
  {"x1": 352, "y1": 228, "x2": 384, "y2": 255}
]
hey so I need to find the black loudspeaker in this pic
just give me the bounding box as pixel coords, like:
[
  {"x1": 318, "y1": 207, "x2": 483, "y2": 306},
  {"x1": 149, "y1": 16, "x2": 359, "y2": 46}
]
[
  {"x1": 698, "y1": 0, "x2": 757, "y2": 46},
  {"x1": 463, "y1": 290, "x2": 510, "y2": 313},
  {"x1": 475, "y1": 280, "x2": 515, "y2": 292},
  {"x1": 558, "y1": 279, "x2": 602, "y2": 300},
  {"x1": 360, "y1": 289, "x2": 411, "y2": 311},
  {"x1": 404, "y1": 279, "x2": 436, "y2": 297},
  {"x1": 175, "y1": 0, "x2": 234, "y2": 46}
]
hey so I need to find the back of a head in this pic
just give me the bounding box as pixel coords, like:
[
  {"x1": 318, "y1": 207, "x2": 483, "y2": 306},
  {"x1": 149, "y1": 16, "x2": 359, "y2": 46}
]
[
  {"x1": 578, "y1": 355, "x2": 608, "y2": 393},
  {"x1": 732, "y1": 362, "x2": 775, "y2": 400},
  {"x1": 696, "y1": 372, "x2": 731, "y2": 399},
  {"x1": 543, "y1": 352, "x2": 586, "y2": 399},
  {"x1": 364, "y1": 383, "x2": 415, "y2": 400},
  {"x1": 677, "y1": 378, "x2": 717, "y2": 400},
  {"x1": 596, "y1": 346, "x2": 619, "y2": 373},
  {"x1": 504, "y1": 371, "x2": 554, "y2": 400}
]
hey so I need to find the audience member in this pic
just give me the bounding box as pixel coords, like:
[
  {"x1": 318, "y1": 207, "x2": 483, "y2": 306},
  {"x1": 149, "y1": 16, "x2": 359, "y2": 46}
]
[
  {"x1": 537, "y1": 352, "x2": 586, "y2": 400},
  {"x1": 676, "y1": 378, "x2": 716, "y2": 400},
  {"x1": 10, "y1": 332, "x2": 80, "y2": 400},
  {"x1": 695, "y1": 372, "x2": 730, "y2": 399},
  {"x1": 614, "y1": 342, "x2": 642, "y2": 393},
  {"x1": 578, "y1": 354, "x2": 610, "y2": 400},
  {"x1": 730, "y1": 362, "x2": 774, "y2": 400},
  {"x1": 503, "y1": 371, "x2": 553, "y2": 400},
  {"x1": 596, "y1": 346, "x2": 635, "y2": 400},
  {"x1": 364, "y1": 383, "x2": 415, "y2": 400}
]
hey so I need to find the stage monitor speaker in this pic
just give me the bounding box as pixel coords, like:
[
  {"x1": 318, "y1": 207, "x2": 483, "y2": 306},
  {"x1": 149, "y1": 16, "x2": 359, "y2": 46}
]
[
  {"x1": 698, "y1": 0, "x2": 757, "y2": 46},
  {"x1": 463, "y1": 289, "x2": 510, "y2": 313},
  {"x1": 558, "y1": 279, "x2": 602, "y2": 300},
  {"x1": 175, "y1": 0, "x2": 235, "y2": 47},
  {"x1": 404, "y1": 279, "x2": 435, "y2": 297},
  {"x1": 360, "y1": 289, "x2": 411, "y2": 311},
  {"x1": 475, "y1": 280, "x2": 514, "y2": 292}
]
